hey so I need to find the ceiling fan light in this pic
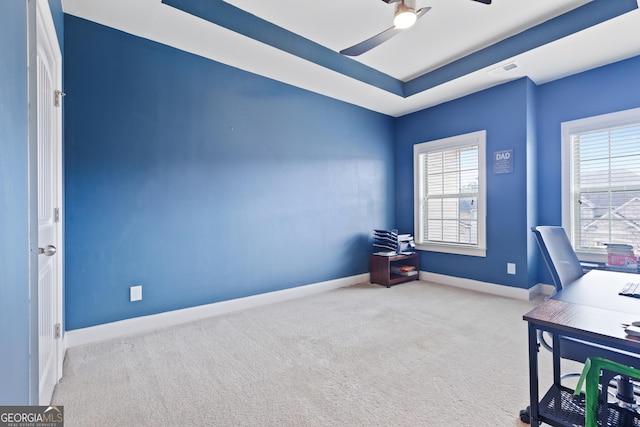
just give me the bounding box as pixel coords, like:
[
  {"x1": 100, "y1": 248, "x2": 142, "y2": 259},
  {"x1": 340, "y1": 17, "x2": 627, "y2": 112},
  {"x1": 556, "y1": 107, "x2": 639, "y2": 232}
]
[{"x1": 394, "y1": 4, "x2": 417, "y2": 29}]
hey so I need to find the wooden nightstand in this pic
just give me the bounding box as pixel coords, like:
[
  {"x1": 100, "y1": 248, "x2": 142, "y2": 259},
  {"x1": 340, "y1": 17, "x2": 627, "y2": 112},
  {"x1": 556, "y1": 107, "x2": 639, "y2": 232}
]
[{"x1": 369, "y1": 253, "x2": 419, "y2": 288}]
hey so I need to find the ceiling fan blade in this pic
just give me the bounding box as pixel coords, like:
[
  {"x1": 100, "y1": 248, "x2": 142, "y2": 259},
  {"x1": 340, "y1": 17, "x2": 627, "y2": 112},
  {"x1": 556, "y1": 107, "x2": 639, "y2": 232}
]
[
  {"x1": 340, "y1": 26, "x2": 400, "y2": 56},
  {"x1": 340, "y1": 7, "x2": 431, "y2": 57},
  {"x1": 415, "y1": 7, "x2": 431, "y2": 19},
  {"x1": 471, "y1": 0, "x2": 492, "y2": 4}
]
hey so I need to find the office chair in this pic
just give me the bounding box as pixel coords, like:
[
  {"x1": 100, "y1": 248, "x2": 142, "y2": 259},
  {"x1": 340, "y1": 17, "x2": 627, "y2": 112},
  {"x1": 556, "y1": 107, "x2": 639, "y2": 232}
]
[
  {"x1": 531, "y1": 226, "x2": 585, "y2": 293},
  {"x1": 531, "y1": 226, "x2": 585, "y2": 356},
  {"x1": 524, "y1": 226, "x2": 640, "y2": 422}
]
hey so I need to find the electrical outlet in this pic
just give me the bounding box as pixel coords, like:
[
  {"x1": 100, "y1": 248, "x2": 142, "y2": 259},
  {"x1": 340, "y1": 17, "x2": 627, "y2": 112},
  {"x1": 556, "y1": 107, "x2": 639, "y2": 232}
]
[
  {"x1": 130, "y1": 285, "x2": 142, "y2": 302},
  {"x1": 507, "y1": 263, "x2": 516, "y2": 275}
]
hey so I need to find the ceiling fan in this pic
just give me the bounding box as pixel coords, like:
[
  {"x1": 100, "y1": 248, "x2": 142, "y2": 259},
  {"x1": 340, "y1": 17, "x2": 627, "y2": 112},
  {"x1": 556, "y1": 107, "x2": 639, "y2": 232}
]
[{"x1": 340, "y1": 0, "x2": 492, "y2": 56}]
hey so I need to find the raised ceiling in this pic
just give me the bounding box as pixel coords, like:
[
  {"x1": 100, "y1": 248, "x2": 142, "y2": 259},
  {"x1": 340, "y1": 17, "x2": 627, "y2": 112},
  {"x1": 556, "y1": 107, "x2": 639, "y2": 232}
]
[{"x1": 62, "y1": 0, "x2": 640, "y2": 116}]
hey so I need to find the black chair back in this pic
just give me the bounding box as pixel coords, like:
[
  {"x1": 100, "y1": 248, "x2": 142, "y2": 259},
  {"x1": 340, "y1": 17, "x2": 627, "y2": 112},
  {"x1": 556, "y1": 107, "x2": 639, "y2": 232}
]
[{"x1": 531, "y1": 226, "x2": 584, "y2": 292}]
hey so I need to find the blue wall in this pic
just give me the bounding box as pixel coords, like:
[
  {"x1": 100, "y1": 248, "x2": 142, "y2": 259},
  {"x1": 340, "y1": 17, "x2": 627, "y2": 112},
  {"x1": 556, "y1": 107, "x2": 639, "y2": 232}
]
[
  {"x1": 394, "y1": 55, "x2": 640, "y2": 288},
  {"x1": 395, "y1": 78, "x2": 536, "y2": 288},
  {"x1": 48, "y1": 0, "x2": 63, "y2": 52},
  {"x1": 536, "y1": 55, "x2": 640, "y2": 227},
  {"x1": 0, "y1": 1, "x2": 30, "y2": 405},
  {"x1": 60, "y1": 10, "x2": 640, "y2": 330},
  {"x1": 64, "y1": 16, "x2": 395, "y2": 330},
  {"x1": 534, "y1": 55, "x2": 640, "y2": 281},
  {"x1": 525, "y1": 79, "x2": 539, "y2": 287}
]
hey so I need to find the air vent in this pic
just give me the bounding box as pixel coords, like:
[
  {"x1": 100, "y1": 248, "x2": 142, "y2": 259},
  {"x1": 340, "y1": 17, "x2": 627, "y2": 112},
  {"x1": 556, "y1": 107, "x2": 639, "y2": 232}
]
[{"x1": 488, "y1": 62, "x2": 519, "y2": 76}]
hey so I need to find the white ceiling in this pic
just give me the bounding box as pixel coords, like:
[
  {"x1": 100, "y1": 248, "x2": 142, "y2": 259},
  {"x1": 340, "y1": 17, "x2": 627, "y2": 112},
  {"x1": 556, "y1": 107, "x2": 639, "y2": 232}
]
[
  {"x1": 224, "y1": 0, "x2": 588, "y2": 81},
  {"x1": 62, "y1": 0, "x2": 640, "y2": 117}
]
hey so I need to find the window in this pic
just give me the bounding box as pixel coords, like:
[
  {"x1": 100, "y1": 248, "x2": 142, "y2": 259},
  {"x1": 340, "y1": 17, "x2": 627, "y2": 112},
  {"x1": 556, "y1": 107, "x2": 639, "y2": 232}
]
[
  {"x1": 562, "y1": 107, "x2": 640, "y2": 261},
  {"x1": 414, "y1": 130, "x2": 486, "y2": 257}
]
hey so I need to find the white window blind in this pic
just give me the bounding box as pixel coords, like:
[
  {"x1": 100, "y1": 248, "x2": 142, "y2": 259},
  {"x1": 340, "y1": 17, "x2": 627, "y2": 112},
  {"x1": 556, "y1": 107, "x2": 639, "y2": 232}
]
[
  {"x1": 414, "y1": 131, "x2": 486, "y2": 257},
  {"x1": 570, "y1": 124, "x2": 640, "y2": 251},
  {"x1": 562, "y1": 108, "x2": 640, "y2": 258}
]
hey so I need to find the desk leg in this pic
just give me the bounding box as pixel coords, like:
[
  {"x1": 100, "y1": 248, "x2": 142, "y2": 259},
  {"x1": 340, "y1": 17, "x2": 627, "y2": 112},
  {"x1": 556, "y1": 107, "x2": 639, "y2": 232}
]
[
  {"x1": 552, "y1": 333, "x2": 561, "y2": 386},
  {"x1": 528, "y1": 323, "x2": 541, "y2": 426}
]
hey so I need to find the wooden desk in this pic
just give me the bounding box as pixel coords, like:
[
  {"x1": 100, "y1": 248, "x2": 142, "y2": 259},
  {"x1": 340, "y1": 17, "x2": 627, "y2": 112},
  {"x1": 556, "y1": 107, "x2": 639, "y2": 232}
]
[
  {"x1": 523, "y1": 270, "x2": 640, "y2": 426},
  {"x1": 552, "y1": 270, "x2": 640, "y2": 314}
]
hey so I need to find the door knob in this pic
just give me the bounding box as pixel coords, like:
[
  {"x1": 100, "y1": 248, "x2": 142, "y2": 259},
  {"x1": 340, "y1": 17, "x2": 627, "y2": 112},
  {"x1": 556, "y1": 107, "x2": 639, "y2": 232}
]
[{"x1": 38, "y1": 245, "x2": 57, "y2": 256}]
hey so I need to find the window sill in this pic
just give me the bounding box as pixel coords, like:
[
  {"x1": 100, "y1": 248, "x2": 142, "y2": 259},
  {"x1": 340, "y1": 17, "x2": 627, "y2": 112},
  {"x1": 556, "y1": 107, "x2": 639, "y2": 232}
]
[
  {"x1": 415, "y1": 243, "x2": 486, "y2": 257},
  {"x1": 575, "y1": 251, "x2": 606, "y2": 264}
]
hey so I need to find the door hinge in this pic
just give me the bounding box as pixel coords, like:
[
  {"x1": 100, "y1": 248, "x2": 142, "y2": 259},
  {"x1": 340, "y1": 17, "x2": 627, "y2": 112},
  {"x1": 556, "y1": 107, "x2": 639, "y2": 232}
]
[
  {"x1": 54, "y1": 323, "x2": 61, "y2": 339},
  {"x1": 54, "y1": 90, "x2": 65, "y2": 107},
  {"x1": 54, "y1": 207, "x2": 60, "y2": 223}
]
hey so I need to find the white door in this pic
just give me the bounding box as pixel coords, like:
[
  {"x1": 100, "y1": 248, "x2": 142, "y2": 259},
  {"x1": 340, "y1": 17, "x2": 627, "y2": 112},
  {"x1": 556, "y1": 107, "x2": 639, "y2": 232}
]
[{"x1": 36, "y1": 0, "x2": 63, "y2": 405}]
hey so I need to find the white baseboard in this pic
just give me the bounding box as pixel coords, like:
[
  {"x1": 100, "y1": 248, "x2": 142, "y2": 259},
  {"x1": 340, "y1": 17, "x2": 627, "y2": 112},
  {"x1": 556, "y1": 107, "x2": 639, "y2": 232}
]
[
  {"x1": 65, "y1": 271, "x2": 553, "y2": 348},
  {"x1": 66, "y1": 273, "x2": 369, "y2": 348},
  {"x1": 419, "y1": 271, "x2": 554, "y2": 300},
  {"x1": 538, "y1": 283, "x2": 556, "y2": 296}
]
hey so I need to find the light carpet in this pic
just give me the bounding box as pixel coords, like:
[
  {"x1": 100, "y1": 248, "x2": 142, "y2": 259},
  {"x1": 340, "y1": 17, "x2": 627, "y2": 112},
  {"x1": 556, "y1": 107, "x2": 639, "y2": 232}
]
[{"x1": 52, "y1": 280, "x2": 556, "y2": 426}]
